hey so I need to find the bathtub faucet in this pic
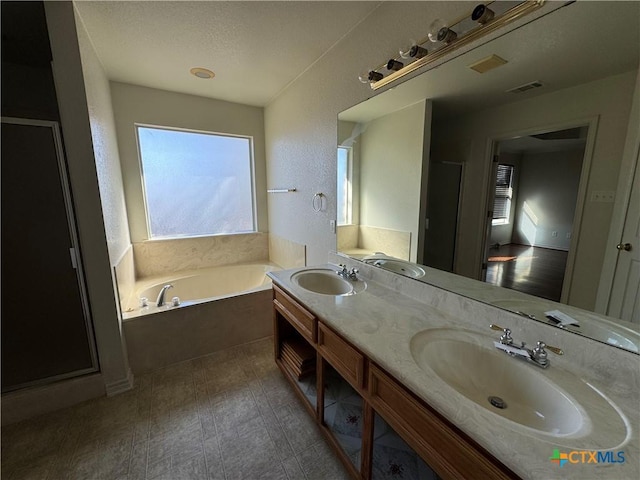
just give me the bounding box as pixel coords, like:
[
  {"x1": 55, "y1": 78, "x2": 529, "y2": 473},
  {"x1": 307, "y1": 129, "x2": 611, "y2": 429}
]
[{"x1": 156, "y1": 284, "x2": 174, "y2": 307}]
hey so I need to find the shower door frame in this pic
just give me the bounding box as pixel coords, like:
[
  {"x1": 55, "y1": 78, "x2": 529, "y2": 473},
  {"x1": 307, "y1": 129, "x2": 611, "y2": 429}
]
[{"x1": 1, "y1": 116, "x2": 100, "y2": 392}]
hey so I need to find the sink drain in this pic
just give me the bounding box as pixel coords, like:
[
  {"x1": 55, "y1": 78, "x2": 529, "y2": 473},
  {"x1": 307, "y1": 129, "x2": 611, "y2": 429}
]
[{"x1": 488, "y1": 396, "x2": 507, "y2": 409}]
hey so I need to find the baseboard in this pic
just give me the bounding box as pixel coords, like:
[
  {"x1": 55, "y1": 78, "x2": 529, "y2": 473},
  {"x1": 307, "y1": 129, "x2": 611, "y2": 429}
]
[
  {"x1": 105, "y1": 368, "x2": 134, "y2": 396},
  {"x1": 1, "y1": 373, "x2": 105, "y2": 426}
]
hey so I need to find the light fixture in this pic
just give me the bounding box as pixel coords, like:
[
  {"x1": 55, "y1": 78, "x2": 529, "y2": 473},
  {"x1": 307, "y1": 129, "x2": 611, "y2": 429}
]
[
  {"x1": 436, "y1": 27, "x2": 457, "y2": 44},
  {"x1": 190, "y1": 67, "x2": 215, "y2": 79},
  {"x1": 386, "y1": 59, "x2": 404, "y2": 71},
  {"x1": 472, "y1": 4, "x2": 495, "y2": 24},
  {"x1": 358, "y1": 70, "x2": 384, "y2": 84},
  {"x1": 409, "y1": 45, "x2": 429, "y2": 59},
  {"x1": 359, "y1": 1, "x2": 545, "y2": 91}
]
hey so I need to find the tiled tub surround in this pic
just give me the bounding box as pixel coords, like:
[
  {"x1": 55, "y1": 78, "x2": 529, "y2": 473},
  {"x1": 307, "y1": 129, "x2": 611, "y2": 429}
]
[
  {"x1": 122, "y1": 262, "x2": 279, "y2": 319},
  {"x1": 337, "y1": 225, "x2": 411, "y2": 260},
  {"x1": 123, "y1": 277, "x2": 276, "y2": 374},
  {"x1": 269, "y1": 258, "x2": 640, "y2": 479},
  {"x1": 1, "y1": 338, "x2": 351, "y2": 480},
  {"x1": 132, "y1": 232, "x2": 270, "y2": 278}
]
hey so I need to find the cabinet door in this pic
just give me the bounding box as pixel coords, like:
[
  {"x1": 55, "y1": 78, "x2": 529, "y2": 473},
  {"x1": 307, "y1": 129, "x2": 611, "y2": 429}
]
[
  {"x1": 273, "y1": 284, "x2": 317, "y2": 343},
  {"x1": 368, "y1": 363, "x2": 516, "y2": 480},
  {"x1": 371, "y1": 411, "x2": 441, "y2": 480},
  {"x1": 318, "y1": 322, "x2": 365, "y2": 390},
  {"x1": 1, "y1": 119, "x2": 97, "y2": 392},
  {"x1": 320, "y1": 359, "x2": 366, "y2": 479}
]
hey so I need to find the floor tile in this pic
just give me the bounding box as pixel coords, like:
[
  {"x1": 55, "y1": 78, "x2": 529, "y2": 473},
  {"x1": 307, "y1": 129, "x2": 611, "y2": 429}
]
[{"x1": 2, "y1": 337, "x2": 350, "y2": 480}]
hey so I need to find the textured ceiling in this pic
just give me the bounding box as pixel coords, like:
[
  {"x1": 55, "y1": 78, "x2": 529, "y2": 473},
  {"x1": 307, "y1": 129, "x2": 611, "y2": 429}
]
[{"x1": 74, "y1": 0, "x2": 380, "y2": 106}]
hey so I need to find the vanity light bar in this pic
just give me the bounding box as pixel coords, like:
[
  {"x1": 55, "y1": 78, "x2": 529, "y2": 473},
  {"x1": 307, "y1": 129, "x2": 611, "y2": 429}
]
[{"x1": 369, "y1": 0, "x2": 545, "y2": 90}]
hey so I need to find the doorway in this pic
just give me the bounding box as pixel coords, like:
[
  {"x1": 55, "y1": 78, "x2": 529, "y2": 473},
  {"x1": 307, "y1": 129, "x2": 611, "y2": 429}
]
[{"x1": 483, "y1": 126, "x2": 588, "y2": 302}]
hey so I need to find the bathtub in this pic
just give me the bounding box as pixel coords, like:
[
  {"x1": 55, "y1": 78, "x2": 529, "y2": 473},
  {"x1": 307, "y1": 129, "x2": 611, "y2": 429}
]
[{"x1": 121, "y1": 262, "x2": 281, "y2": 373}]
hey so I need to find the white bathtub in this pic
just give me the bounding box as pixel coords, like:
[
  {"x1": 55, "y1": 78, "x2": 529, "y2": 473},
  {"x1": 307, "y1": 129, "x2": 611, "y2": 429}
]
[
  {"x1": 122, "y1": 262, "x2": 281, "y2": 373},
  {"x1": 123, "y1": 262, "x2": 278, "y2": 319}
]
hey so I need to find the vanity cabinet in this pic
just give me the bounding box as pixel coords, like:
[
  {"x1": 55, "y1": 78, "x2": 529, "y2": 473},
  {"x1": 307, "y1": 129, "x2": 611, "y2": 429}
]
[{"x1": 272, "y1": 284, "x2": 519, "y2": 480}]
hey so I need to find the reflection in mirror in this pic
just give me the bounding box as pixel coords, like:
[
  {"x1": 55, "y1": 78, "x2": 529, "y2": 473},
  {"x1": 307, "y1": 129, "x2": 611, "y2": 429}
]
[{"x1": 337, "y1": 1, "x2": 640, "y2": 353}]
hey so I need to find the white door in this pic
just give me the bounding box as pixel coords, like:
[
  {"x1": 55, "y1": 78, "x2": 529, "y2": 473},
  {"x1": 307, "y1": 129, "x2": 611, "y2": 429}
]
[{"x1": 607, "y1": 147, "x2": 640, "y2": 323}]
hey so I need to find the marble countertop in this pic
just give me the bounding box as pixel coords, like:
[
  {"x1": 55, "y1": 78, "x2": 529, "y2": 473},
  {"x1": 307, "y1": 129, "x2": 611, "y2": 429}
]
[{"x1": 268, "y1": 263, "x2": 639, "y2": 480}]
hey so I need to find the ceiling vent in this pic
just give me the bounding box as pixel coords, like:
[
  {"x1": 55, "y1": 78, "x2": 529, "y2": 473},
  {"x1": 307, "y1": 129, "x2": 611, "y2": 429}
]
[
  {"x1": 506, "y1": 81, "x2": 543, "y2": 94},
  {"x1": 468, "y1": 54, "x2": 508, "y2": 73}
]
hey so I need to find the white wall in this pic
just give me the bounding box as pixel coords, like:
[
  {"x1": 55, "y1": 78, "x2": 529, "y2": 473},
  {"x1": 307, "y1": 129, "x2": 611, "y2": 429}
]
[
  {"x1": 45, "y1": 1, "x2": 132, "y2": 395},
  {"x1": 512, "y1": 149, "x2": 583, "y2": 251},
  {"x1": 110, "y1": 82, "x2": 268, "y2": 243},
  {"x1": 359, "y1": 102, "x2": 427, "y2": 262},
  {"x1": 432, "y1": 71, "x2": 636, "y2": 310},
  {"x1": 265, "y1": 1, "x2": 475, "y2": 266},
  {"x1": 74, "y1": 8, "x2": 130, "y2": 266}
]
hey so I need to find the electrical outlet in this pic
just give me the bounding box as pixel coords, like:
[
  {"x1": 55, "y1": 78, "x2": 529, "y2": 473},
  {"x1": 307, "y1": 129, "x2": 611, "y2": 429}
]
[
  {"x1": 330, "y1": 220, "x2": 336, "y2": 234},
  {"x1": 591, "y1": 191, "x2": 615, "y2": 203},
  {"x1": 566, "y1": 233, "x2": 572, "y2": 240},
  {"x1": 551, "y1": 231, "x2": 558, "y2": 238}
]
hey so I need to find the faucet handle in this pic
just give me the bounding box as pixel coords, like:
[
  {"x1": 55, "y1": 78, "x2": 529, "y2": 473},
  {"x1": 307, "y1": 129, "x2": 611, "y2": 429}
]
[
  {"x1": 535, "y1": 341, "x2": 564, "y2": 356},
  {"x1": 489, "y1": 324, "x2": 513, "y2": 345}
]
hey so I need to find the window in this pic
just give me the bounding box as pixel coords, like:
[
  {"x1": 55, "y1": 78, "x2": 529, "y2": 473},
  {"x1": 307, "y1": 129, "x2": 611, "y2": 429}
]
[
  {"x1": 337, "y1": 146, "x2": 352, "y2": 225},
  {"x1": 136, "y1": 125, "x2": 255, "y2": 239},
  {"x1": 492, "y1": 164, "x2": 514, "y2": 225}
]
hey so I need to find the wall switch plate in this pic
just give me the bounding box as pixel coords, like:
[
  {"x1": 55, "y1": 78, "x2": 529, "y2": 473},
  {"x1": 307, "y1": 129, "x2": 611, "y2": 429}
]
[
  {"x1": 330, "y1": 220, "x2": 336, "y2": 234},
  {"x1": 591, "y1": 190, "x2": 615, "y2": 202}
]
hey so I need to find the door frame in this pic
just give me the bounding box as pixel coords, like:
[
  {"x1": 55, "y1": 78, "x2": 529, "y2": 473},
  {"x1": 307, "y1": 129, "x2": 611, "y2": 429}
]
[
  {"x1": 1, "y1": 116, "x2": 100, "y2": 391},
  {"x1": 479, "y1": 116, "x2": 599, "y2": 304}
]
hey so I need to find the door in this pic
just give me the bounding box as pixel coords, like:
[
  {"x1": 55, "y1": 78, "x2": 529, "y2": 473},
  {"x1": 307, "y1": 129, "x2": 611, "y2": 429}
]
[
  {"x1": 423, "y1": 161, "x2": 463, "y2": 272},
  {"x1": 1, "y1": 118, "x2": 98, "y2": 392},
  {"x1": 607, "y1": 146, "x2": 640, "y2": 323}
]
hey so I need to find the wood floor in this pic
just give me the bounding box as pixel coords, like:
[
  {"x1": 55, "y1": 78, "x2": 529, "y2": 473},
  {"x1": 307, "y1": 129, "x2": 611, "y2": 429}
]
[{"x1": 485, "y1": 244, "x2": 568, "y2": 302}]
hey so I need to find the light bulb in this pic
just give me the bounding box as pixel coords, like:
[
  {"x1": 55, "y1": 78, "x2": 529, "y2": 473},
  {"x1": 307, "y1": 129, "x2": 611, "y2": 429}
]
[
  {"x1": 399, "y1": 40, "x2": 417, "y2": 59},
  {"x1": 428, "y1": 19, "x2": 447, "y2": 42},
  {"x1": 358, "y1": 70, "x2": 371, "y2": 84}
]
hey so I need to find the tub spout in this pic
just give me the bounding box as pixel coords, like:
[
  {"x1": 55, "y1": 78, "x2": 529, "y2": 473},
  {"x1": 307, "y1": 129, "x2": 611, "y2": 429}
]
[{"x1": 156, "y1": 284, "x2": 173, "y2": 307}]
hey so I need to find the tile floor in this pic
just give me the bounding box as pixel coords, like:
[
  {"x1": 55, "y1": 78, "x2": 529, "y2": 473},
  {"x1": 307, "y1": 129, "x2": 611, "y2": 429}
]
[{"x1": 1, "y1": 337, "x2": 351, "y2": 480}]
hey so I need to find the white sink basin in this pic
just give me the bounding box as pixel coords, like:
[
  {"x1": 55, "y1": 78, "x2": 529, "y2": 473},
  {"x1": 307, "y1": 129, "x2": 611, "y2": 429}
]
[
  {"x1": 290, "y1": 269, "x2": 366, "y2": 296},
  {"x1": 363, "y1": 256, "x2": 426, "y2": 278},
  {"x1": 409, "y1": 328, "x2": 629, "y2": 446}
]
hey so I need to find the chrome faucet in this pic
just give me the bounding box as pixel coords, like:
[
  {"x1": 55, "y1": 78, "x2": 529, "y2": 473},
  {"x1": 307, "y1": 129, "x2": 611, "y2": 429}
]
[
  {"x1": 156, "y1": 284, "x2": 173, "y2": 307},
  {"x1": 489, "y1": 324, "x2": 563, "y2": 369},
  {"x1": 337, "y1": 264, "x2": 359, "y2": 280}
]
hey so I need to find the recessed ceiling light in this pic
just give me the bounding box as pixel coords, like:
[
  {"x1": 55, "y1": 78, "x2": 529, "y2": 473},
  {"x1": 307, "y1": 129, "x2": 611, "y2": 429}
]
[{"x1": 190, "y1": 67, "x2": 215, "y2": 79}]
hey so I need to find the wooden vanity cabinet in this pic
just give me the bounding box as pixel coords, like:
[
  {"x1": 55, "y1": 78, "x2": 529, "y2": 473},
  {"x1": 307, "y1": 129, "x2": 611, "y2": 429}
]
[
  {"x1": 272, "y1": 284, "x2": 519, "y2": 480},
  {"x1": 272, "y1": 284, "x2": 319, "y2": 418},
  {"x1": 368, "y1": 363, "x2": 517, "y2": 480}
]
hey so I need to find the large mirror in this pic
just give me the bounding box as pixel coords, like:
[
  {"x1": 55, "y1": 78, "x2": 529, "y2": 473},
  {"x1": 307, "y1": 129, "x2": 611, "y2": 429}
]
[{"x1": 337, "y1": 0, "x2": 640, "y2": 353}]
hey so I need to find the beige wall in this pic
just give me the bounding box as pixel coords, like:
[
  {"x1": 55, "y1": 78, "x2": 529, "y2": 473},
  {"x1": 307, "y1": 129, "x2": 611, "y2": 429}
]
[
  {"x1": 512, "y1": 149, "x2": 584, "y2": 251},
  {"x1": 432, "y1": 71, "x2": 636, "y2": 310},
  {"x1": 265, "y1": 1, "x2": 475, "y2": 266},
  {"x1": 110, "y1": 82, "x2": 268, "y2": 243},
  {"x1": 359, "y1": 102, "x2": 428, "y2": 262}
]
